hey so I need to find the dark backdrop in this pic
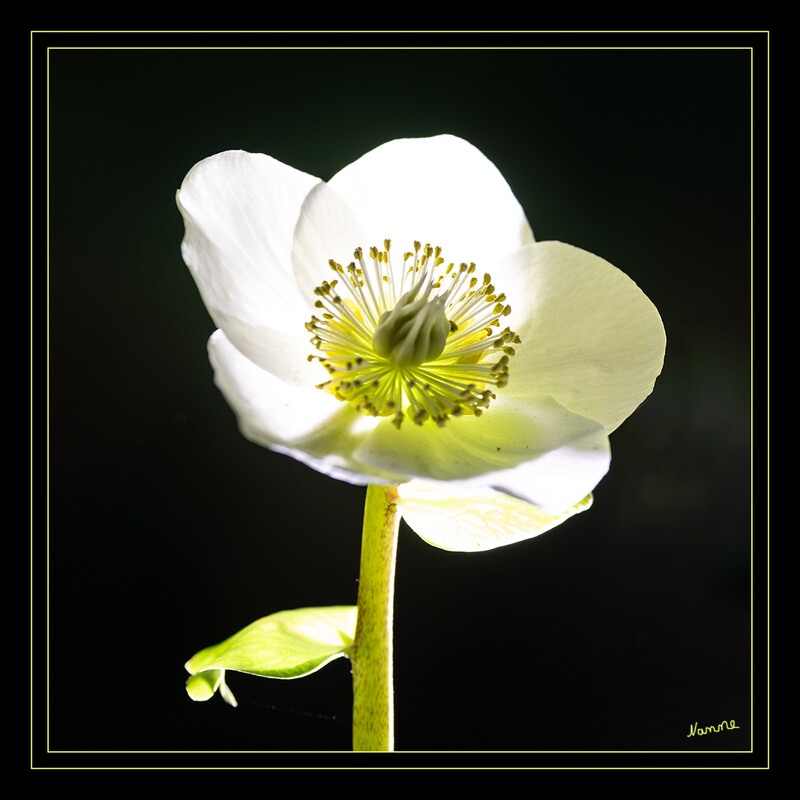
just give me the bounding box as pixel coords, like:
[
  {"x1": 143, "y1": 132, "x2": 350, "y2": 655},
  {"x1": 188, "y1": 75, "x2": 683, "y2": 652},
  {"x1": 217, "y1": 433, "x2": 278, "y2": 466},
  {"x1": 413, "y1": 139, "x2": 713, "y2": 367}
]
[{"x1": 35, "y1": 31, "x2": 765, "y2": 768}]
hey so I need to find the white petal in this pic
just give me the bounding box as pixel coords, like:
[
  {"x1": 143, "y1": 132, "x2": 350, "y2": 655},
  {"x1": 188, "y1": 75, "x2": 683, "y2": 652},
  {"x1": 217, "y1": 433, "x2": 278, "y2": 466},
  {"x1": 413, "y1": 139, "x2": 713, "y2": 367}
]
[
  {"x1": 177, "y1": 150, "x2": 322, "y2": 386},
  {"x1": 327, "y1": 134, "x2": 534, "y2": 268},
  {"x1": 353, "y1": 395, "x2": 610, "y2": 511},
  {"x1": 500, "y1": 241, "x2": 666, "y2": 433},
  {"x1": 207, "y1": 330, "x2": 396, "y2": 486},
  {"x1": 396, "y1": 482, "x2": 593, "y2": 552},
  {"x1": 289, "y1": 180, "x2": 369, "y2": 302}
]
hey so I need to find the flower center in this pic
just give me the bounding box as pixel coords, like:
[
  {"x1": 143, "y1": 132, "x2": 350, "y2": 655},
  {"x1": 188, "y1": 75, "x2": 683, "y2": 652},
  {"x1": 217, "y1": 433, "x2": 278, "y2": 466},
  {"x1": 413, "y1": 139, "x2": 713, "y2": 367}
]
[{"x1": 306, "y1": 240, "x2": 520, "y2": 428}]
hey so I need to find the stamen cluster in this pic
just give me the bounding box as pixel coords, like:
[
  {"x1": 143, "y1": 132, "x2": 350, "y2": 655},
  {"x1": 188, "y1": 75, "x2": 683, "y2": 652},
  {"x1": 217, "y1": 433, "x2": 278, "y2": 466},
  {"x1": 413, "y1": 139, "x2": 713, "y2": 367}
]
[{"x1": 306, "y1": 240, "x2": 520, "y2": 428}]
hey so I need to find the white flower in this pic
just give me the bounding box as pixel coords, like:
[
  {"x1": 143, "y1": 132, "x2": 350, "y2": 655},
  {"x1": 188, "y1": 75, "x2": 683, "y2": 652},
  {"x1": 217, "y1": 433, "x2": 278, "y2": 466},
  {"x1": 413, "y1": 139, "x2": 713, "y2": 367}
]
[{"x1": 176, "y1": 135, "x2": 665, "y2": 550}]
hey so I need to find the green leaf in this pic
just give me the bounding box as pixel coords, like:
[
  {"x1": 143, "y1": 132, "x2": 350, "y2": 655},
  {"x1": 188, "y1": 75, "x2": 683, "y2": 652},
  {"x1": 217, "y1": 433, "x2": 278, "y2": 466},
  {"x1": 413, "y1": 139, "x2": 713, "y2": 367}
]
[{"x1": 184, "y1": 606, "x2": 357, "y2": 705}]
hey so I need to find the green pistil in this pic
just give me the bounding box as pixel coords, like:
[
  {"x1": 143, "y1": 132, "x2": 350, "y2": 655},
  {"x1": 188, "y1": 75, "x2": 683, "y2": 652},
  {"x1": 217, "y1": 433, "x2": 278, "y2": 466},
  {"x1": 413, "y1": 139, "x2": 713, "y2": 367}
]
[{"x1": 371, "y1": 279, "x2": 451, "y2": 367}]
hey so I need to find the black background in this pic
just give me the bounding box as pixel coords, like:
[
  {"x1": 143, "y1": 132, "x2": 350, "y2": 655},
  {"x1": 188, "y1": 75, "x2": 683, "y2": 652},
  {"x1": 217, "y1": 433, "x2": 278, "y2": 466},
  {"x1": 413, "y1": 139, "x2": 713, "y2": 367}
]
[{"x1": 34, "y1": 31, "x2": 766, "y2": 768}]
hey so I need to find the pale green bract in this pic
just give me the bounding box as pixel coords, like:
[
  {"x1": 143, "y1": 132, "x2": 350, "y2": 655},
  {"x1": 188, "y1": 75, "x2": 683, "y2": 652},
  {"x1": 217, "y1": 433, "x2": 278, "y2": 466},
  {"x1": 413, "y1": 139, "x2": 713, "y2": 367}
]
[{"x1": 184, "y1": 606, "x2": 357, "y2": 706}]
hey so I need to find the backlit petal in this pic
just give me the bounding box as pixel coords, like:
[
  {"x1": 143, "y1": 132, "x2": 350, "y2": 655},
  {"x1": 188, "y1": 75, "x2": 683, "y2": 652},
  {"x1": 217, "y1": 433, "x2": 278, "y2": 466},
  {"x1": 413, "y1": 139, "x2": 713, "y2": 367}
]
[
  {"x1": 177, "y1": 150, "x2": 321, "y2": 385},
  {"x1": 327, "y1": 134, "x2": 534, "y2": 268},
  {"x1": 208, "y1": 331, "x2": 395, "y2": 486},
  {"x1": 290, "y1": 180, "x2": 370, "y2": 302},
  {"x1": 500, "y1": 241, "x2": 666, "y2": 433},
  {"x1": 354, "y1": 395, "x2": 610, "y2": 511},
  {"x1": 396, "y1": 482, "x2": 593, "y2": 552}
]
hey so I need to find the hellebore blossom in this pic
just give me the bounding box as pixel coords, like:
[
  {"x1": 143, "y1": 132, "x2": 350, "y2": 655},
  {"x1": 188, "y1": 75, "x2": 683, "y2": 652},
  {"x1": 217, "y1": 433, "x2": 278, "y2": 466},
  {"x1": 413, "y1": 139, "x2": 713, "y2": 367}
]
[{"x1": 176, "y1": 135, "x2": 665, "y2": 549}]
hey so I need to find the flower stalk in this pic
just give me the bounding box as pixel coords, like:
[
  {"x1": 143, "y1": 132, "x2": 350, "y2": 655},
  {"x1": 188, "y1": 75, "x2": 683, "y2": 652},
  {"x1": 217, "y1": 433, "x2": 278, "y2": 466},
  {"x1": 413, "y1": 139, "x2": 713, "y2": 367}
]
[{"x1": 351, "y1": 483, "x2": 401, "y2": 751}]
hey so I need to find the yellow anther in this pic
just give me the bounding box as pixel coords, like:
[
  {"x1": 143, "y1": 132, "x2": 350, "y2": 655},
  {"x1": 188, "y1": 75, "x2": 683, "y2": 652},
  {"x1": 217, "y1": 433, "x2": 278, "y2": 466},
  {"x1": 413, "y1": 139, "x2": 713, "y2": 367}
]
[{"x1": 306, "y1": 239, "x2": 519, "y2": 428}]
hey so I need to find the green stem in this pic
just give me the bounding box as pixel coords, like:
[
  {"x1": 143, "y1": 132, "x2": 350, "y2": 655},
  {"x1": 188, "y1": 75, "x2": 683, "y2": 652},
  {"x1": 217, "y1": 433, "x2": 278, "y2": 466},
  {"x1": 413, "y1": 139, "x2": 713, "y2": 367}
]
[{"x1": 351, "y1": 483, "x2": 401, "y2": 751}]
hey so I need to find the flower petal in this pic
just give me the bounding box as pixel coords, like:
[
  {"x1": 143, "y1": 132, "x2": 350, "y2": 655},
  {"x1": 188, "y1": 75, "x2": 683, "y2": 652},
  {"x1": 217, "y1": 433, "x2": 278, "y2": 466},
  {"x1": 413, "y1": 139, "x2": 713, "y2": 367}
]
[
  {"x1": 499, "y1": 241, "x2": 666, "y2": 433},
  {"x1": 327, "y1": 134, "x2": 534, "y2": 268},
  {"x1": 353, "y1": 395, "x2": 610, "y2": 511},
  {"x1": 177, "y1": 150, "x2": 322, "y2": 386},
  {"x1": 396, "y1": 482, "x2": 593, "y2": 552},
  {"x1": 289, "y1": 180, "x2": 370, "y2": 302},
  {"x1": 208, "y1": 330, "x2": 396, "y2": 486}
]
